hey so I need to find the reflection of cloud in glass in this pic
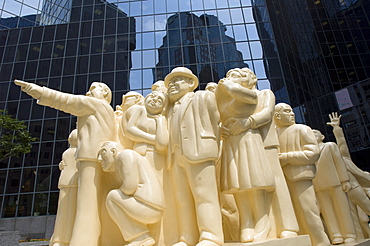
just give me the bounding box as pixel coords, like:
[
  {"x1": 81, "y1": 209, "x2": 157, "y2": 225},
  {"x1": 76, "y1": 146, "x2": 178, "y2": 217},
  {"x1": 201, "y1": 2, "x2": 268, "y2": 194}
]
[{"x1": 335, "y1": 89, "x2": 354, "y2": 110}]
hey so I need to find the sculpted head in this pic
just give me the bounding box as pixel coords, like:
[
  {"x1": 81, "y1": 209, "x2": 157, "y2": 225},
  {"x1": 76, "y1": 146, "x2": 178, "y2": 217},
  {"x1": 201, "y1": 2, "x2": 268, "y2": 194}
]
[
  {"x1": 97, "y1": 141, "x2": 123, "y2": 172},
  {"x1": 121, "y1": 91, "x2": 144, "y2": 110},
  {"x1": 274, "y1": 103, "x2": 295, "y2": 127},
  {"x1": 86, "y1": 82, "x2": 112, "y2": 103},
  {"x1": 151, "y1": 80, "x2": 167, "y2": 94},
  {"x1": 225, "y1": 68, "x2": 257, "y2": 89},
  {"x1": 145, "y1": 91, "x2": 168, "y2": 116},
  {"x1": 164, "y1": 67, "x2": 199, "y2": 103},
  {"x1": 205, "y1": 82, "x2": 218, "y2": 93},
  {"x1": 312, "y1": 129, "x2": 325, "y2": 143}
]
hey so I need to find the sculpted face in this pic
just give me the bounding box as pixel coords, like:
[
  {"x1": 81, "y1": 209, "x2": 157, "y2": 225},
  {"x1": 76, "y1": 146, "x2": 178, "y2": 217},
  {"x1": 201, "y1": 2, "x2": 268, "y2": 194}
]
[
  {"x1": 145, "y1": 91, "x2": 166, "y2": 115},
  {"x1": 167, "y1": 76, "x2": 192, "y2": 102},
  {"x1": 97, "y1": 143, "x2": 117, "y2": 172},
  {"x1": 86, "y1": 82, "x2": 107, "y2": 100},
  {"x1": 276, "y1": 104, "x2": 295, "y2": 126}
]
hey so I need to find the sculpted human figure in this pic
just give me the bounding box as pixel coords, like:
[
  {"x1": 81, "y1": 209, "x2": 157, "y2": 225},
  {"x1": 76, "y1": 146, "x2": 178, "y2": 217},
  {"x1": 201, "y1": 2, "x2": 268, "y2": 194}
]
[
  {"x1": 98, "y1": 142, "x2": 165, "y2": 246},
  {"x1": 49, "y1": 129, "x2": 78, "y2": 246},
  {"x1": 312, "y1": 129, "x2": 356, "y2": 244},
  {"x1": 14, "y1": 80, "x2": 117, "y2": 246},
  {"x1": 124, "y1": 91, "x2": 178, "y2": 245},
  {"x1": 165, "y1": 67, "x2": 223, "y2": 246},
  {"x1": 215, "y1": 68, "x2": 275, "y2": 242},
  {"x1": 115, "y1": 91, "x2": 144, "y2": 149},
  {"x1": 274, "y1": 103, "x2": 330, "y2": 246},
  {"x1": 248, "y1": 87, "x2": 299, "y2": 239},
  {"x1": 327, "y1": 113, "x2": 370, "y2": 238}
]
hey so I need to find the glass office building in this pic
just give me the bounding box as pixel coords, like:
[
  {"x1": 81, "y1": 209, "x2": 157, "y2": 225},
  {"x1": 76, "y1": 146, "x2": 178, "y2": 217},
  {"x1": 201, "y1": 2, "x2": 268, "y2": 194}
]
[{"x1": 0, "y1": 0, "x2": 369, "y2": 238}]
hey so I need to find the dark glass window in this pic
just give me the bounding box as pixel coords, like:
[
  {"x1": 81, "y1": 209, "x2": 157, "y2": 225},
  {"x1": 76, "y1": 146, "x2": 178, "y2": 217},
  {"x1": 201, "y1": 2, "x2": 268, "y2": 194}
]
[{"x1": 43, "y1": 26, "x2": 56, "y2": 42}]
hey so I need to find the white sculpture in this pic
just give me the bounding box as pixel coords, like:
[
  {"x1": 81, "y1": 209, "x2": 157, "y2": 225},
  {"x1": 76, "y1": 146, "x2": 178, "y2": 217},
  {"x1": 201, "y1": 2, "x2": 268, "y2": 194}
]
[
  {"x1": 14, "y1": 68, "x2": 370, "y2": 246},
  {"x1": 215, "y1": 68, "x2": 275, "y2": 243},
  {"x1": 49, "y1": 129, "x2": 78, "y2": 246},
  {"x1": 98, "y1": 142, "x2": 165, "y2": 246},
  {"x1": 165, "y1": 67, "x2": 223, "y2": 246},
  {"x1": 312, "y1": 129, "x2": 356, "y2": 244},
  {"x1": 124, "y1": 90, "x2": 179, "y2": 245},
  {"x1": 274, "y1": 103, "x2": 331, "y2": 246},
  {"x1": 115, "y1": 91, "x2": 144, "y2": 149},
  {"x1": 327, "y1": 113, "x2": 370, "y2": 238},
  {"x1": 14, "y1": 80, "x2": 118, "y2": 246}
]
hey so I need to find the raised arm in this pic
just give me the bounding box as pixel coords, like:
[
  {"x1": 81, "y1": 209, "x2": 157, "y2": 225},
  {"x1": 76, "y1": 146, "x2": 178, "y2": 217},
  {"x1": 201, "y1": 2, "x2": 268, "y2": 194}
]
[
  {"x1": 218, "y1": 79, "x2": 258, "y2": 104},
  {"x1": 327, "y1": 112, "x2": 351, "y2": 159}
]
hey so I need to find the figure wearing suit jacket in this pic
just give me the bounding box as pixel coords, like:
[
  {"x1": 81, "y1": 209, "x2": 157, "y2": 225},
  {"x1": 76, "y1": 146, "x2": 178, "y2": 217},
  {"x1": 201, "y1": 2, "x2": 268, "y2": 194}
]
[{"x1": 164, "y1": 67, "x2": 223, "y2": 246}]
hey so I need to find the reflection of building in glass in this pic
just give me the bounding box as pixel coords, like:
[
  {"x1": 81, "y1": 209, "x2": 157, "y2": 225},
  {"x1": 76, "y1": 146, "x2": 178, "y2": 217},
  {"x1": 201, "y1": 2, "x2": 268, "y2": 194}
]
[
  {"x1": 155, "y1": 12, "x2": 248, "y2": 88},
  {"x1": 0, "y1": 15, "x2": 40, "y2": 29},
  {"x1": 39, "y1": 0, "x2": 72, "y2": 25},
  {"x1": 0, "y1": 0, "x2": 135, "y2": 230},
  {"x1": 254, "y1": 0, "x2": 370, "y2": 169}
]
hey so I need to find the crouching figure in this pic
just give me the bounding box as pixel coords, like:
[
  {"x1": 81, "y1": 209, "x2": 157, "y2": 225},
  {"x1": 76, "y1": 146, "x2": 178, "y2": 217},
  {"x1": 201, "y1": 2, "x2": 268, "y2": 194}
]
[{"x1": 98, "y1": 141, "x2": 166, "y2": 246}]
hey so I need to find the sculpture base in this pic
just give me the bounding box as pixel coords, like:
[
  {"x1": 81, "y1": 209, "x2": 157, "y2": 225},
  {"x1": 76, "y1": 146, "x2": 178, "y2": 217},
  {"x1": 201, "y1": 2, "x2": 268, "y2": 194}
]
[
  {"x1": 224, "y1": 236, "x2": 370, "y2": 246},
  {"x1": 224, "y1": 235, "x2": 311, "y2": 246}
]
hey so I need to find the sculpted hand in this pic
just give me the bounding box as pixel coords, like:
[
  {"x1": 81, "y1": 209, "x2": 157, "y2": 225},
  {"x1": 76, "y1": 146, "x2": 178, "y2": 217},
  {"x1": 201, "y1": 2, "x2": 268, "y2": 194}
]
[
  {"x1": 14, "y1": 79, "x2": 43, "y2": 100},
  {"x1": 342, "y1": 181, "x2": 351, "y2": 192},
  {"x1": 114, "y1": 105, "x2": 123, "y2": 117},
  {"x1": 220, "y1": 125, "x2": 231, "y2": 140},
  {"x1": 59, "y1": 160, "x2": 65, "y2": 171},
  {"x1": 227, "y1": 117, "x2": 251, "y2": 135},
  {"x1": 278, "y1": 152, "x2": 288, "y2": 167},
  {"x1": 327, "y1": 112, "x2": 341, "y2": 128}
]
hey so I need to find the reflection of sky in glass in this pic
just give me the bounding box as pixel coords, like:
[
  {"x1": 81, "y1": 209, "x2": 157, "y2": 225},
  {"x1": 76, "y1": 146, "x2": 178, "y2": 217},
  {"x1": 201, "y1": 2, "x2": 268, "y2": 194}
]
[{"x1": 1, "y1": 0, "x2": 270, "y2": 90}]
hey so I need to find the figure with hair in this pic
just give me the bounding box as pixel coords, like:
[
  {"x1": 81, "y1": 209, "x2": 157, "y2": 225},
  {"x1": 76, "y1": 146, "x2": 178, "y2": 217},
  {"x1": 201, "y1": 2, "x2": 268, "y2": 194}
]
[
  {"x1": 312, "y1": 129, "x2": 356, "y2": 244},
  {"x1": 98, "y1": 141, "x2": 165, "y2": 246},
  {"x1": 274, "y1": 103, "x2": 330, "y2": 246},
  {"x1": 115, "y1": 91, "x2": 144, "y2": 149},
  {"x1": 49, "y1": 129, "x2": 78, "y2": 246},
  {"x1": 124, "y1": 90, "x2": 178, "y2": 244},
  {"x1": 14, "y1": 80, "x2": 117, "y2": 246},
  {"x1": 215, "y1": 68, "x2": 275, "y2": 242},
  {"x1": 164, "y1": 67, "x2": 223, "y2": 246}
]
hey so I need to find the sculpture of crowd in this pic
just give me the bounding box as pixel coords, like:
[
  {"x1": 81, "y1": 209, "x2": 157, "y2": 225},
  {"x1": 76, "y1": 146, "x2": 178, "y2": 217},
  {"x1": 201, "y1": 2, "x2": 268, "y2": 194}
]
[{"x1": 14, "y1": 67, "x2": 370, "y2": 246}]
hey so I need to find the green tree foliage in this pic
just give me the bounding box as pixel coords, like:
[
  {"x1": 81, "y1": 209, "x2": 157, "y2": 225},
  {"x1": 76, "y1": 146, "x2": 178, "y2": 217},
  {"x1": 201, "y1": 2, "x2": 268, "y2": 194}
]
[{"x1": 0, "y1": 109, "x2": 37, "y2": 162}]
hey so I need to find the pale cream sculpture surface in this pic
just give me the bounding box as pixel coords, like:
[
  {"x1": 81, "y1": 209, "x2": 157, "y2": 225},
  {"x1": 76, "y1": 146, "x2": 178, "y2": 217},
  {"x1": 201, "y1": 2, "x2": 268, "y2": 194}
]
[
  {"x1": 215, "y1": 68, "x2": 275, "y2": 243},
  {"x1": 312, "y1": 129, "x2": 356, "y2": 244},
  {"x1": 49, "y1": 129, "x2": 78, "y2": 246},
  {"x1": 124, "y1": 90, "x2": 179, "y2": 245},
  {"x1": 14, "y1": 80, "x2": 118, "y2": 246},
  {"x1": 274, "y1": 103, "x2": 331, "y2": 246},
  {"x1": 255, "y1": 92, "x2": 299, "y2": 239},
  {"x1": 115, "y1": 91, "x2": 145, "y2": 149},
  {"x1": 165, "y1": 67, "x2": 223, "y2": 246},
  {"x1": 327, "y1": 113, "x2": 370, "y2": 239},
  {"x1": 98, "y1": 142, "x2": 165, "y2": 246}
]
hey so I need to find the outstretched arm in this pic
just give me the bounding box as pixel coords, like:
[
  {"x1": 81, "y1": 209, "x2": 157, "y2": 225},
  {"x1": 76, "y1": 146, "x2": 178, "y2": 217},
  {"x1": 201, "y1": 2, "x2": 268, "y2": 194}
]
[{"x1": 14, "y1": 80, "x2": 43, "y2": 100}]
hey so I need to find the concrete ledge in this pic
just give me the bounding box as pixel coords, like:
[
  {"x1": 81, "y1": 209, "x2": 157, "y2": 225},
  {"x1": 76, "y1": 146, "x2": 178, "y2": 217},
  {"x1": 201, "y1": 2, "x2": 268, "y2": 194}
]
[
  {"x1": 224, "y1": 235, "x2": 311, "y2": 246},
  {"x1": 0, "y1": 230, "x2": 20, "y2": 246},
  {"x1": 224, "y1": 236, "x2": 370, "y2": 246}
]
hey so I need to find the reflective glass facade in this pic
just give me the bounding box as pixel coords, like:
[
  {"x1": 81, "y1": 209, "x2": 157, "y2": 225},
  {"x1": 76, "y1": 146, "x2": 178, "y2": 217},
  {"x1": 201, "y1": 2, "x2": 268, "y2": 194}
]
[{"x1": 0, "y1": 0, "x2": 369, "y2": 235}]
